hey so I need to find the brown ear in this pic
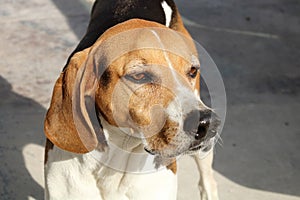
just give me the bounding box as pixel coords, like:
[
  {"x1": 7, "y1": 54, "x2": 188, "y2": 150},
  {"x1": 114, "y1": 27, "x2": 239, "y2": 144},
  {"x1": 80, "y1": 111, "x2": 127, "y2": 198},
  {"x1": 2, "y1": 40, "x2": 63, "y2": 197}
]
[{"x1": 44, "y1": 49, "x2": 107, "y2": 153}]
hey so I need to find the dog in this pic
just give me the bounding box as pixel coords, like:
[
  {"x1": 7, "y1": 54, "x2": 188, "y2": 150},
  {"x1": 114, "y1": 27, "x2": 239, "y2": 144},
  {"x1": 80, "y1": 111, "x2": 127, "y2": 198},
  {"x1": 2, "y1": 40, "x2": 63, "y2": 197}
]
[{"x1": 44, "y1": 0, "x2": 220, "y2": 199}]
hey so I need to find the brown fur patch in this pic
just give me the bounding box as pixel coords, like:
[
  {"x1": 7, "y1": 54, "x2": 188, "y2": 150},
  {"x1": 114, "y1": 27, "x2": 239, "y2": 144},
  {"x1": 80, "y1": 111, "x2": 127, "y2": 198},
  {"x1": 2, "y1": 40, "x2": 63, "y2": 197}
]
[
  {"x1": 44, "y1": 49, "x2": 102, "y2": 153},
  {"x1": 128, "y1": 84, "x2": 175, "y2": 127},
  {"x1": 167, "y1": 160, "x2": 177, "y2": 174},
  {"x1": 146, "y1": 120, "x2": 178, "y2": 152}
]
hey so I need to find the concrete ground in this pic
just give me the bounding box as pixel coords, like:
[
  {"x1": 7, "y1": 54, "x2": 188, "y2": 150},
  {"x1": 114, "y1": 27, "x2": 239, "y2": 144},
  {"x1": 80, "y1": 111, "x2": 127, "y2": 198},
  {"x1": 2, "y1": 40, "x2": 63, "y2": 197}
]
[{"x1": 0, "y1": 0, "x2": 299, "y2": 199}]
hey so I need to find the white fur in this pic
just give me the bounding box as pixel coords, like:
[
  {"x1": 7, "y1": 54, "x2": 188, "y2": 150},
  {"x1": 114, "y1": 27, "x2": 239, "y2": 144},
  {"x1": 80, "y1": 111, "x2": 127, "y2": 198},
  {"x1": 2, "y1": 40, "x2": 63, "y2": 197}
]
[
  {"x1": 45, "y1": 92, "x2": 218, "y2": 200},
  {"x1": 92, "y1": 118, "x2": 168, "y2": 173},
  {"x1": 45, "y1": 118, "x2": 178, "y2": 200},
  {"x1": 45, "y1": 146, "x2": 101, "y2": 200},
  {"x1": 193, "y1": 151, "x2": 219, "y2": 200},
  {"x1": 161, "y1": 1, "x2": 173, "y2": 27},
  {"x1": 45, "y1": 145, "x2": 177, "y2": 200},
  {"x1": 150, "y1": 30, "x2": 177, "y2": 83},
  {"x1": 45, "y1": 144, "x2": 218, "y2": 200}
]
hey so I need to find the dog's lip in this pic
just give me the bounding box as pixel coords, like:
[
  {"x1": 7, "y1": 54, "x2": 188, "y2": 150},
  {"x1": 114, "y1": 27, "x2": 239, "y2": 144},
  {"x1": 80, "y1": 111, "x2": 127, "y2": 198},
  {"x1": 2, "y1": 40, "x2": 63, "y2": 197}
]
[
  {"x1": 188, "y1": 144, "x2": 202, "y2": 151},
  {"x1": 188, "y1": 140, "x2": 203, "y2": 151},
  {"x1": 188, "y1": 132, "x2": 216, "y2": 152},
  {"x1": 144, "y1": 147, "x2": 156, "y2": 155},
  {"x1": 188, "y1": 139, "x2": 214, "y2": 153}
]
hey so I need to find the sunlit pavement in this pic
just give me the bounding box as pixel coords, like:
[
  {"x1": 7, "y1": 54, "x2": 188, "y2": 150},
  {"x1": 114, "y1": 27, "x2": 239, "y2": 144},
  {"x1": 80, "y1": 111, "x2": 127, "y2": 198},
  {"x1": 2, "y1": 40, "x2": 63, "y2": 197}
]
[{"x1": 0, "y1": 0, "x2": 299, "y2": 199}]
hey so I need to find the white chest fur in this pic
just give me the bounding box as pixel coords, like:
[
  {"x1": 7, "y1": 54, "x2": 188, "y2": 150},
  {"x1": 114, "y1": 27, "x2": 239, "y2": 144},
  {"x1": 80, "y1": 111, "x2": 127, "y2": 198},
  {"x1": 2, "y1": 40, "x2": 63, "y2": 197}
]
[{"x1": 45, "y1": 146, "x2": 177, "y2": 200}]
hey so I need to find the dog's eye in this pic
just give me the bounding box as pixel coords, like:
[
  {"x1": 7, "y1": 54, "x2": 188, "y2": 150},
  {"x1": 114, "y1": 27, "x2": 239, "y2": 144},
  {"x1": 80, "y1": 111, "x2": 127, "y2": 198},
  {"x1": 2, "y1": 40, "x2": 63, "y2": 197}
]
[
  {"x1": 125, "y1": 72, "x2": 153, "y2": 84},
  {"x1": 188, "y1": 66, "x2": 199, "y2": 78}
]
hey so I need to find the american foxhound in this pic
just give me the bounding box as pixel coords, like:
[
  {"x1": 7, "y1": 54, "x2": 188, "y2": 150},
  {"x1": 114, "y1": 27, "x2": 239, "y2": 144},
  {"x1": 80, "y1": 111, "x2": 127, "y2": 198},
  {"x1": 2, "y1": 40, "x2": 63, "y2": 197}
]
[{"x1": 44, "y1": 0, "x2": 220, "y2": 199}]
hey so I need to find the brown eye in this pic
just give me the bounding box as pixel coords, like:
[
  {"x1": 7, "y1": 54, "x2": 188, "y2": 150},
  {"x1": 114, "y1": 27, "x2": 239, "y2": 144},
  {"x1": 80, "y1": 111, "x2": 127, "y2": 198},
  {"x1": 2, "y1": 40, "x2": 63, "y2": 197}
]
[
  {"x1": 188, "y1": 66, "x2": 199, "y2": 78},
  {"x1": 125, "y1": 72, "x2": 153, "y2": 84},
  {"x1": 132, "y1": 73, "x2": 145, "y2": 80}
]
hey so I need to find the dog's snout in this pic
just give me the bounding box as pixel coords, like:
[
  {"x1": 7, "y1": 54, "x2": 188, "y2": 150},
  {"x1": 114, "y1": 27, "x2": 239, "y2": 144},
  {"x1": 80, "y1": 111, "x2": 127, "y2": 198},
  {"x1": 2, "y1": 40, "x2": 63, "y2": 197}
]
[
  {"x1": 183, "y1": 110, "x2": 212, "y2": 140},
  {"x1": 183, "y1": 110, "x2": 200, "y2": 133}
]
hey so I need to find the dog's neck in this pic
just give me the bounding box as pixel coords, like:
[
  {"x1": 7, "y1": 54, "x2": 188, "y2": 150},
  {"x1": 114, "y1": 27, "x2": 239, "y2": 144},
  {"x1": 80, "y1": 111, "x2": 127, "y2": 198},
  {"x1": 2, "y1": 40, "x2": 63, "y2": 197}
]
[
  {"x1": 97, "y1": 117, "x2": 166, "y2": 173},
  {"x1": 101, "y1": 118, "x2": 144, "y2": 152}
]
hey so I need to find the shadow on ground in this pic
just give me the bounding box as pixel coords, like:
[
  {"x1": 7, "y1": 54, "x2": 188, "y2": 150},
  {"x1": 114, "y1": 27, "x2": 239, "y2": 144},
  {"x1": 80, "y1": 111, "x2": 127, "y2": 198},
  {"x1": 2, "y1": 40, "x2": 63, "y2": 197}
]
[
  {"x1": 176, "y1": 0, "x2": 300, "y2": 197},
  {"x1": 51, "y1": 0, "x2": 90, "y2": 40},
  {"x1": 0, "y1": 76, "x2": 44, "y2": 199}
]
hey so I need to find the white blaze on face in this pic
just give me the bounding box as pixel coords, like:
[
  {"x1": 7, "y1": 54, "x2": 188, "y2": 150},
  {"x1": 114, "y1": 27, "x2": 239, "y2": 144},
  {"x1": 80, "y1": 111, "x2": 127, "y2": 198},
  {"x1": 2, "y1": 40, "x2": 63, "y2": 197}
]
[
  {"x1": 150, "y1": 30, "x2": 202, "y2": 129},
  {"x1": 150, "y1": 30, "x2": 182, "y2": 87},
  {"x1": 194, "y1": 89, "x2": 200, "y2": 99},
  {"x1": 161, "y1": 1, "x2": 173, "y2": 27}
]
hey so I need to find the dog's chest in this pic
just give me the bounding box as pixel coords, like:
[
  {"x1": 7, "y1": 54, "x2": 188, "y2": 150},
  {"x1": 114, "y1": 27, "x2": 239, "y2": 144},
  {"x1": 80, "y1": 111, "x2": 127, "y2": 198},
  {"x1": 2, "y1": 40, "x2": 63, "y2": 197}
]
[
  {"x1": 45, "y1": 146, "x2": 177, "y2": 200},
  {"x1": 96, "y1": 166, "x2": 177, "y2": 200}
]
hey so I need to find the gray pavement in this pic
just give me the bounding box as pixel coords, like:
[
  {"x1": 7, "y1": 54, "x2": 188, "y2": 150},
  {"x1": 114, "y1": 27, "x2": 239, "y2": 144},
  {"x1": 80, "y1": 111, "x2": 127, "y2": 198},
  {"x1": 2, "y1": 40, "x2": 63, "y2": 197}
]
[{"x1": 0, "y1": 0, "x2": 299, "y2": 199}]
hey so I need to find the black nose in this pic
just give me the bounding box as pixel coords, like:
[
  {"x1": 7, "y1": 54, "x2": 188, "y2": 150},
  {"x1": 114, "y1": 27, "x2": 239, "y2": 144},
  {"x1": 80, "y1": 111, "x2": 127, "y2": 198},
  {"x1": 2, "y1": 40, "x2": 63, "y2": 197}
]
[{"x1": 183, "y1": 110, "x2": 211, "y2": 140}]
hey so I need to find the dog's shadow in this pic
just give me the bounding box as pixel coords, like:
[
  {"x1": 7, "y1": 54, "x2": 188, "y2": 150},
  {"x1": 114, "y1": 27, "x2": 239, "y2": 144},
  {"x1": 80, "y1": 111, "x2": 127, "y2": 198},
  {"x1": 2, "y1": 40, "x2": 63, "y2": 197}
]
[{"x1": 0, "y1": 76, "x2": 44, "y2": 199}]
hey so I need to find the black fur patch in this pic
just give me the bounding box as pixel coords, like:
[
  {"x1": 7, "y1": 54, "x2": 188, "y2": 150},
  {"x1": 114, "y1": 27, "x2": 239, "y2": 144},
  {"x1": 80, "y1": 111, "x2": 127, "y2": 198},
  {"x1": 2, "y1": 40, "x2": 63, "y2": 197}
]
[{"x1": 63, "y1": 0, "x2": 178, "y2": 70}]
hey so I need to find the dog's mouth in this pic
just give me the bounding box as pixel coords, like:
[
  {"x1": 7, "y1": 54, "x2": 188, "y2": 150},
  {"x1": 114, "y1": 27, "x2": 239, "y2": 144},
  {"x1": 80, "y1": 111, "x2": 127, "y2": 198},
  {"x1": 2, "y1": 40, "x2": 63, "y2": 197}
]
[
  {"x1": 143, "y1": 136, "x2": 216, "y2": 157},
  {"x1": 188, "y1": 142, "x2": 203, "y2": 151},
  {"x1": 187, "y1": 124, "x2": 219, "y2": 154},
  {"x1": 143, "y1": 114, "x2": 220, "y2": 157},
  {"x1": 188, "y1": 128, "x2": 218, "y2": 150},
  {"x1": 144, "y1": 147, "x2": 156, "y2": 155},
  {"x1": 187, "y1": 138, "x2": 214, "y2": 153}
]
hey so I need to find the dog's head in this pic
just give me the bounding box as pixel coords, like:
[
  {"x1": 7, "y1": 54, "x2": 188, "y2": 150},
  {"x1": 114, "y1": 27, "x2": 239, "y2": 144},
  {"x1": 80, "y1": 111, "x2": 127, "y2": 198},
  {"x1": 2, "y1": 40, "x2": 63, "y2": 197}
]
[{"x1": 44, "y1": 19, "x2": 220, "y2": 159}]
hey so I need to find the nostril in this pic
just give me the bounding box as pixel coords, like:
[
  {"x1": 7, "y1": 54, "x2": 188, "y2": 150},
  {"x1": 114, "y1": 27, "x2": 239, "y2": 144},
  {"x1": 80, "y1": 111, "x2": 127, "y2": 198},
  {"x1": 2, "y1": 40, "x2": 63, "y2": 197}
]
[
  {"x1": 195, "y1": 132, "x2": 203, "y2": 140},
  {"x1": 195, "y1": 120, "x2": 210, "y2": 140},
  {"x1": 184, "y1": 109, "x2": 213, "y2": 140}
]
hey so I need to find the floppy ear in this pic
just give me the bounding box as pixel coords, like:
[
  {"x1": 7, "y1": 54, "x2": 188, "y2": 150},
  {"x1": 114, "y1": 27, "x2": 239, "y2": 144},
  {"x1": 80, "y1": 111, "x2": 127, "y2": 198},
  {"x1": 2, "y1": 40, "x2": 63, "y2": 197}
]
[{"x1": 44, "y1": 48, "x2": 107, "y2": 153}]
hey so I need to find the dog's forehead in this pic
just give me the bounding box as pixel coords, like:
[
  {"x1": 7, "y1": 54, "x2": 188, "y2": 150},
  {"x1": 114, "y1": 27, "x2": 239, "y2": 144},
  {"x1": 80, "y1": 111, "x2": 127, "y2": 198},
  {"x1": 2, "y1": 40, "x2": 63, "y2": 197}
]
[
  {"x1": 90, "y1": 27, "x2": 198, "y2": 72},
  {"x1": 119, "y1": 52, "x2": 194, "y2": 83},
  {"x1": 132, "y1": 29, "x2": 196, "y2": 57}
]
